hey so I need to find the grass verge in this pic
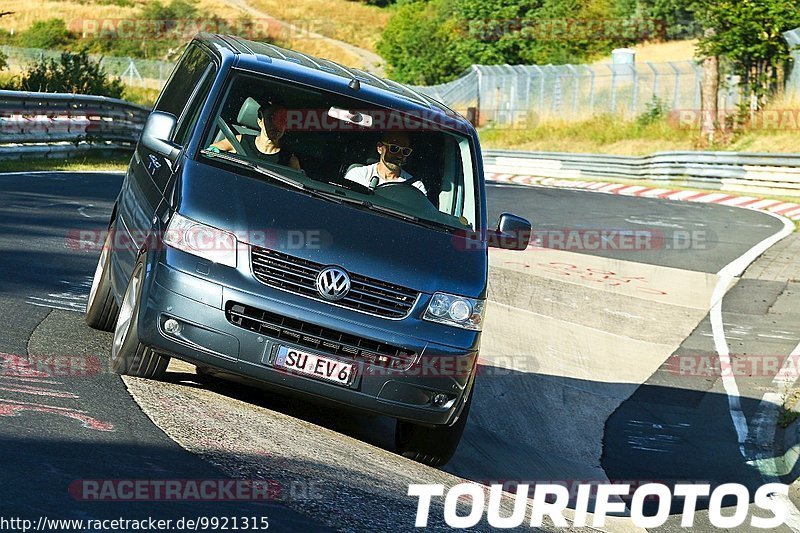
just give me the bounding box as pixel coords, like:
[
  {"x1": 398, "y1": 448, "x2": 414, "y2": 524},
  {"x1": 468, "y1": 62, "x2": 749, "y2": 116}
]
[
  {"x1": 479, "y1": 97, "x2": 800, "y2": 155},
  {"x1": 479, "y1": 114, "x2": 698, "y2": 155},
  {"x1": 0, "y1": 155, "x2": 130, "y2": 173},
  {"x1": 779, "y1": 389, "x2": 800, "y2": 429}
]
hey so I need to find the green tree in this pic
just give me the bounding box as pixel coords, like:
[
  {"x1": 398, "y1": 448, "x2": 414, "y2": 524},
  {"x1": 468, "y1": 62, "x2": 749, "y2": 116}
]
[
  {"x1": 82, "y1": 0, "x2": 199, "y2": 60},
  {"x1": 378, "y1": 0, "x2": 649, "y2": 84},
  {"x1": 140, "y1": 0, "x2": 199, "y2": 23},
  {"x1": 20, "y1": 50, "x2": 124, "y2": 98},
  {"x1": 377, "y1": 0, "x2": 467, "y2": 84},
  {"x1": 696, "y1": 0, "x2": 800, "y2": 110},
  {"x1": 638, "y1": 0, "x2": 700, "y2": 39}
]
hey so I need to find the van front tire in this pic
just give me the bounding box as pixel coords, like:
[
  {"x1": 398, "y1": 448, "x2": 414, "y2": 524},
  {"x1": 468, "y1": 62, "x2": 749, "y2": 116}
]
[
  {"x1": 111, "y1": 259, "x2": 170, "y2": 379},
  {"x1": 395, "y1": 387, "x2": 473, "y2": 467}
]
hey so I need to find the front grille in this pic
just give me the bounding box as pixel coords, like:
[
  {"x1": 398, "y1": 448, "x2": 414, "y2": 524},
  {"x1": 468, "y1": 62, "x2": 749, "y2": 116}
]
[
  {"x1": 226, "y1": 301, "x2": 417, "y2": 370},
  {"x1": 250, "y1": 246, "x2": 418, "y2": 319}
]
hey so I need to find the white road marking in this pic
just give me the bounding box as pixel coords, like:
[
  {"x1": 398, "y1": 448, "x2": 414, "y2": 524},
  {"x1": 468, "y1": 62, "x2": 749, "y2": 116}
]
[
  {"x1": 746, "y1": 341, "x2": 800, "y2": 531},
  {"x1": 710, "y1": 210, "x2": 800, "y2": 529},
  {"x1": 623, "y1": 217, "x2": 684, "y2": 228}
]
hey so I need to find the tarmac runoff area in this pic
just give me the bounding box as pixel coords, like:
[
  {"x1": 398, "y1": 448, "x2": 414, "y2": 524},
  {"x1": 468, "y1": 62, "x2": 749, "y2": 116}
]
[
  {"x1": 121, "y1": 244, "x2": 726, "y2": 531},
  {"x1": 457, "y1": 247, "x2": 721, "y2": 530}
]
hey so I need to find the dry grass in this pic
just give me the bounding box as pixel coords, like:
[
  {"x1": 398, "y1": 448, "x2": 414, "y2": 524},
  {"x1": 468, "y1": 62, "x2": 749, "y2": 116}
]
[
  {"x1": 277, "y1": 37, "x2": 361, "y2": 67},
  {"x1": 1, "y1": 0, "x2": 368, "y2": 69},
  {"x1": 2, "y1": 1, "x2": 139, "y2": 34},
  {"x1": 479, "y1": 114, "x2": 698, "y2": 156},
  {"x1": 480, "y1": 90, "x2": 800, "y2": 156},
  {"x1": 245, "y1": 0, "x2": 391, "y2": 52},
  {"x1": 592, "y1": 39, "x2": 698, "y2": 64},
  {"x1": 3, "y1": 0, "x2": 251, "y2": 33}
]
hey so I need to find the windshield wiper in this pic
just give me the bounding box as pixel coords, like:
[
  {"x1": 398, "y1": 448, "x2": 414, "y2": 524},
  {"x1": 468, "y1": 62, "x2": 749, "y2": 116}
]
[
  {"x1": 202, "y1": 149, "x2": 306, "y2": 191},
  {"x1": 203, "y1": 150, "x2": 369, "y2": 208},
  {"x1": 299, "y1": 186, "x2": 457, "y2": 232}
]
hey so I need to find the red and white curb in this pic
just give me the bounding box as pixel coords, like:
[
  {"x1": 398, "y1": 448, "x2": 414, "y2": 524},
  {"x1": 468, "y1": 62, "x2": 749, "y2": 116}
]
[{"x1": 487, "y1": 173, "x2": 800, "y2": 221}]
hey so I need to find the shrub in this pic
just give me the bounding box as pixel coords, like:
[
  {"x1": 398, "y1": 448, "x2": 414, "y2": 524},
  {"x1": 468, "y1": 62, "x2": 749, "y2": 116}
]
[
  {"x1": 636, "y1": 96, "x2": 668, "y2": 126},
  {"x1": 15, "y1": 19, "x2": 75, "y2": 49},
  {"x1": 20, "y1": 50, "x2": 124, "y2": 98}
]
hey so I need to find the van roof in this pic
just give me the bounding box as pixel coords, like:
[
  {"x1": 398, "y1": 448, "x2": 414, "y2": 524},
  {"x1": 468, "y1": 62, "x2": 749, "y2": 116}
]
[{"x1": 198, "y1": 33, "x2": 465, "y2": 122}]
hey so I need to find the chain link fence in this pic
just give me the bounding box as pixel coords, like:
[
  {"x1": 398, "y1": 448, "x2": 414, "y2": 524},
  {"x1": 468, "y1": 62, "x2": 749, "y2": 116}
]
[
  {"x1": 1, "y1": 46, "x2": 174, "y2": 90},
  {"x1": 413, "y1": 61, "x2": 756, "y2": 126},
  {"x1": 4, "y1": 34, "x2": 798, "y2": 126},
  {"x1": 785, "y1": 28, "x2": 800, "y2": 99}
]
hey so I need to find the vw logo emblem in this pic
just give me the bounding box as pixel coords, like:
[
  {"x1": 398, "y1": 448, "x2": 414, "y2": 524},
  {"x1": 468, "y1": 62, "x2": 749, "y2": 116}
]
[{"x1": 315, "y1": 266, "x2": 351, "y2": 301}]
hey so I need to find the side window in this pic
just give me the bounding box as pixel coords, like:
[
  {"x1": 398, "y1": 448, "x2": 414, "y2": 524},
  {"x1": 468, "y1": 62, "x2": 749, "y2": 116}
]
[
  {"x1": 154, "y1": 45, "x2": 213, "y2": 140},
  {"x1": 174, "y1": 64, "x2": 216, "y2": 146}
]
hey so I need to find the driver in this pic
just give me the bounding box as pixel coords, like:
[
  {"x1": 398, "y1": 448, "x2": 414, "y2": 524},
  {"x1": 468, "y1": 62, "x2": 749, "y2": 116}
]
[
  {"x1": 209, "y1": 102, "x2": 301, "y2": 170},
  {"x1": 344, "y1": 132, "x2": 427, "y2": 195}
]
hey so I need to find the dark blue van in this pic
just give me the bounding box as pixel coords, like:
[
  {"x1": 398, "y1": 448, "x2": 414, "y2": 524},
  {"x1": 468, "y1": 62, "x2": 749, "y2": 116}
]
[{"x1": 85, "y1": 33, "x2": 531, "y2": 466}]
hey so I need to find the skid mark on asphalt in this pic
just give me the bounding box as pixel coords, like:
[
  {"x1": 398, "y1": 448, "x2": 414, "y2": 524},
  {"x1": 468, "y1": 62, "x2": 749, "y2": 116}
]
[
  {"x1": 26, "y1": 277, "x2": 91, "y2": 312},
  {"x1": 625, "y1": 420, "x2": 691, "y2": 454}
]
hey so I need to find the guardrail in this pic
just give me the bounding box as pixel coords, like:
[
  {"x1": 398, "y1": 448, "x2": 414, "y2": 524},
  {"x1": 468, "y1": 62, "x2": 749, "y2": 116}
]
[
  {"x1": 483, "y1": 149, "x2": 800, "y2": 198},
  {"x1": 0, "y1": 90, "x2": 150, "y2": 160},
  {"x1": 2, "y1": 90, "x2": 800, "y2": 200}
]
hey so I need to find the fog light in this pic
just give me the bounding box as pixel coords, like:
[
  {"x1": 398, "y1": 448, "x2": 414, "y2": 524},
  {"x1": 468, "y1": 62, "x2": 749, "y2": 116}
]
[
  {"x1": 164, "y1": 318, "x2": 182, "y2": 335},
  {"x1": 432, "y1": 393, "x2": 449, "y2": 407}
]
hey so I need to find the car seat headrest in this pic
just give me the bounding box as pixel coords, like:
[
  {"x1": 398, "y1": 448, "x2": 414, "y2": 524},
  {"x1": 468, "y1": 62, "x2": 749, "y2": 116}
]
[{"x1": 237, "y1": 97, "x2": 262, "y2": 130}]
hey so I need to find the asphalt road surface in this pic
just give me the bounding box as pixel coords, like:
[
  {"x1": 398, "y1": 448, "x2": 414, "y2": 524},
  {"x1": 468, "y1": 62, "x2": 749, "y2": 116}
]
[{"x1": 0, "y1": 171, "x2": 794, "y2": 531}]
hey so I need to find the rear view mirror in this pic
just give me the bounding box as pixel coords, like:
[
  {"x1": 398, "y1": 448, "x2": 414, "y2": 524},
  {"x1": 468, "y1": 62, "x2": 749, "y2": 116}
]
[
  {"x1": 490, "y1": 213, "x2": 532, "y2": 250},
  {"x1": 328, "y1": 107, "x2": 373, "y2": 128},
  {"x1": 141, "y1": 111, "x2": 180, "y2": 161}
]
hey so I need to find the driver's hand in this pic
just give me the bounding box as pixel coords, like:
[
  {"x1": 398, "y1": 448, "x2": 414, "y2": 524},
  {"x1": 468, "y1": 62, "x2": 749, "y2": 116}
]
[{"x1": 206, "y1": 146, "x2": 221, "y2": 153}]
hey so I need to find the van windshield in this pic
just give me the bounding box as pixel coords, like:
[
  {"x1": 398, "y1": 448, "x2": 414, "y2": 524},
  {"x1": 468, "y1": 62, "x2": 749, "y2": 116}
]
[{"x1": 200, "y1": 71, "x2": 480, "y2": 232}]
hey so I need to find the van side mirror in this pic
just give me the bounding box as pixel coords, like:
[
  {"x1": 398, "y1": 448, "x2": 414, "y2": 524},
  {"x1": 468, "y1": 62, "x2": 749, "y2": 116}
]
[
  {"x1": 141, "y1": 111, "x2": 180, "y2": 161},
  {"x1": 489, "y1": 213, "x2": 532, "y2": 250}
]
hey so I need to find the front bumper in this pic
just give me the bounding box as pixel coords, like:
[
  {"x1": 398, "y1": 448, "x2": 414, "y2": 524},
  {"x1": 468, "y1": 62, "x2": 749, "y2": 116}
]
[{"x1": 138, "y1": 258, "x2": 479, "y2": 426}]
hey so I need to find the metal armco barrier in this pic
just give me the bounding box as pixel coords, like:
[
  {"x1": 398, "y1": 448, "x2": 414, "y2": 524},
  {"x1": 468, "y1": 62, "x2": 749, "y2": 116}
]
[
  {"x1": 0, "y1": 90, "x2": 150, "y2": 160},
  {"x1": 484, "y1": 149, "x2": 800, "y2": 198},
  {"x1": 2, "y1": 90, "x2": 800, "y2": 200}
]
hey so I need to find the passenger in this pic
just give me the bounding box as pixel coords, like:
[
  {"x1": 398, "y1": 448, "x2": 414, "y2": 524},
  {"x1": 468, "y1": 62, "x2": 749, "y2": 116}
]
[
  {"x1": 210, "y1": 103, "x2": 301, "y2": 170},
  {"x1": 344, "y1": 132, "x2": 427, "y2": 195}
]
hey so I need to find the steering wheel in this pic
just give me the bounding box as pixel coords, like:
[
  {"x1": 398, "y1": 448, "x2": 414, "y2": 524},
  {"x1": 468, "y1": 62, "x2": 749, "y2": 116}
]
[
  {"x1": 372, "y1": 181, "x2": 432, "y2": 210},
  {"x1": 215, "y1": 117, "x2": 251, "y2": 157}
]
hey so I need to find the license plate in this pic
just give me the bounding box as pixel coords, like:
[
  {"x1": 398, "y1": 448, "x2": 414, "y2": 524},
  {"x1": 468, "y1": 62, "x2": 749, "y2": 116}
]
[{"x1": 273, "y1": 345, "x2": 355, "y2": 386}]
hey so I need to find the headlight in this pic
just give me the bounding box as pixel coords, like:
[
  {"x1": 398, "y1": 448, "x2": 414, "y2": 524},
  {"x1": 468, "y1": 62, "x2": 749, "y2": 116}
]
[
  {"x1": 163, "y1": 213, "x2": 237, "y2": 268},
  {"x1": 423, "y1": 292, "x2": 485, "y2": 330}
]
